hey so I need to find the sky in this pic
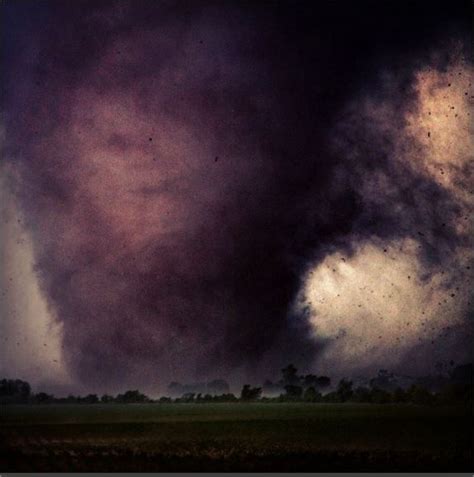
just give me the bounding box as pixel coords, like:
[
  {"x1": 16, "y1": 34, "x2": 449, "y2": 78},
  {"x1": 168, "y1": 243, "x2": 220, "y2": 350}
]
[{"x1": 1, "y1": 0, "x2": 472, "y2": 395}]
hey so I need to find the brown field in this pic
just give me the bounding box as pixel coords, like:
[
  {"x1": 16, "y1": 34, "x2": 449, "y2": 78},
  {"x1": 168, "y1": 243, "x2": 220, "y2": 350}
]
[{"x1": 0, "y1": 402, "x2": 471, "y2": 471}]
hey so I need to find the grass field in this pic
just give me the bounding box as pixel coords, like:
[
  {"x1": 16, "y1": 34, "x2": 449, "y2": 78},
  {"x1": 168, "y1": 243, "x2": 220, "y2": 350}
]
[{"x1": 1, "y1": 402, "x2": 472, "y2": 471}]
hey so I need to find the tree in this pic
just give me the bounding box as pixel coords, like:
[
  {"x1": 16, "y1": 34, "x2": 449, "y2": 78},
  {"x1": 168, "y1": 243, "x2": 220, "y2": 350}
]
[
  {"x1": 0, "y1": 378, "x2": 31, "y2": 404},
  {"x1": 322, "y1": 391, "x2": 340, "y2": 403},
  {"x1": 240, "y1": 384, "x2": 262, "y2": 401},
  {"x1": 263, "y1": 380, "x2": 283, "y2": 396},
  {"x1": 352, "y1": 386, "x2": 371, "y2": 403},
  {"x1": 407, "y1": 385, "x2": 433, "y2": 405},
  {"x1": 34, "y1": 392, "x2": 54, "y2": 404},
  {"x1": 449, "y1": 363, "x2": 473, "y2": 384},
  {"x1": 116, "y1": 390, "x2": 150, "y2": 403},
  {"x1": 315, "y1": 376, "x2": 331, "y2": 390},
  {"x1": 393, "y1": 387, "x2": 408, "y2": 403},
  {"x1": 84, "y1": 394, "x2": 99, "y2": 404},
  {"x1": 336, "y1": 379, "x2": 353, "y2": 402},
  {"x1": 218, "y1": 393, "x2": 238, "y2": 402},
  {"x1": 303, "y1": 386, "x2": 321, "y2": 402},
  {"x1": 179, "y1": 392, "x2": 196, "y2": 403},
  {"x1": 370, "y1": 369, "x2": 399, "y2": 392},
  {"x1": 302, "y1": 374, "x2": 318, "y2": 389},
  {"x1": 369, "y1": 388, "x2": 391, "y2": 404},
  {"x1": 283, "y1": 385, "x2": 303, "y2": 400},
  {"x1": 281, "y1": 364, "x2": 300, "y2": 386}
]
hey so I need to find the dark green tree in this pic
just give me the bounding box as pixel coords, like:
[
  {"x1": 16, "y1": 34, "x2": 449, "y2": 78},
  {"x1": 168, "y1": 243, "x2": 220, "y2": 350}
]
[
  {"x1": 303, "y1": 374, "x2": 318, "y2": 388},
  {"x1": 0, "y1": 378, "x2": 31, "y2": 403},
  {"x1": 315, "y1": 376, "x2": 331, "y2": 390},
  {"x1": 352, "y1": 386, "x2": 371, "y2": 403},
  {"x1": 34, "y1": 392, "x2": 54, "y2": 404},
  {"x1": 281, "y1": 364, "x2": 300, "y2": 386},
  {"x1": 84, "y1": 394, "x2": 99, "y2": 404},
  {"x1": 336, "y1": 379, "x2": 353, "y2": 402},
  {"x1": 240, "y1": 384, "x2": 262, "y2": 401},
  {"x1": 283, "y1": 384, "x2": 303, "y2": 400},
  {"x1": 303, "y1": 386, "x2": 321, "y2": 402}
]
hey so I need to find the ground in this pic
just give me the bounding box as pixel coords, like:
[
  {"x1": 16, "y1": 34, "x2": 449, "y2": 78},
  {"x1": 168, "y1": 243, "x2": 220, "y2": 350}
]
[{"x1": 0, "y1": 402, "x2": 471, "y2": 471}]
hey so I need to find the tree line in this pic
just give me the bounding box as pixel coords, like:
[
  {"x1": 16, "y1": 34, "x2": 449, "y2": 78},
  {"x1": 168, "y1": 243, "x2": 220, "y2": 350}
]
[{"x1": 1, "y1": 363, "x2": 471, "y2": 406}]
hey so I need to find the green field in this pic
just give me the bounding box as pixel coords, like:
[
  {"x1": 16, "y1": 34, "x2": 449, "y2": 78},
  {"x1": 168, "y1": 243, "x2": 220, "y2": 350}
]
[{"x1": 1, "y1": 403, "x2": 471, "y2": 471}]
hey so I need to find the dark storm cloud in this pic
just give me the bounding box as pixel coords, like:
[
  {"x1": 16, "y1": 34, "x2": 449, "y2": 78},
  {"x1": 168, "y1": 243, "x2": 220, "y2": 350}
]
[{"x1": 2, "y1": 1, "x2": 471, "y2": 391}]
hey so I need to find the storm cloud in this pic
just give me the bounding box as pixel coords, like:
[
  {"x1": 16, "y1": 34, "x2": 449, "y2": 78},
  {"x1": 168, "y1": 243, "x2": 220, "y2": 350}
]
[{"x1": 1, "y1": 1, "x2": 472, "y2": 393}]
